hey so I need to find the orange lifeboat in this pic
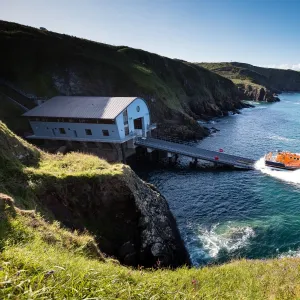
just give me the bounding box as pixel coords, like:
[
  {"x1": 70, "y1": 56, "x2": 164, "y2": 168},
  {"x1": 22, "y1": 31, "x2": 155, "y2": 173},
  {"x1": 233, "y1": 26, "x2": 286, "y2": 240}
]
[{"x1": 264, "y1": 151, "x2": 300, "y2": 170}]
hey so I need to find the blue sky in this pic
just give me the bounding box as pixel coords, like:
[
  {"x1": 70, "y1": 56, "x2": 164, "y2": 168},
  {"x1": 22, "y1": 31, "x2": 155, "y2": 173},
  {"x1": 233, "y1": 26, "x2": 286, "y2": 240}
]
[{"x1": 1, "y1": 0, "x2": 300, "y2": 69}]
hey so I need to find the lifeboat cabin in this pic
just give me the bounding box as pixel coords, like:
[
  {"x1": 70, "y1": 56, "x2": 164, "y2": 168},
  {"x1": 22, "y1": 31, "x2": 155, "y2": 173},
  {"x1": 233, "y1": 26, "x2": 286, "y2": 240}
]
[{"x1": 265, "y1": 151, "x2": 300, "y2": 170}]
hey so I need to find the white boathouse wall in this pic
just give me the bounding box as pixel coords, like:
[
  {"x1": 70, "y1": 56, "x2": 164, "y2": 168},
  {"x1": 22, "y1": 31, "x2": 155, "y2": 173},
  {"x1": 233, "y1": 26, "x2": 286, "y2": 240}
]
[
  {"x1": 116, "y1": 98, "x2": 150, "y2": 139},
  {"x1": 28, "y1": 98, "x2": 150, "y2": 142},
  {"x1": 29, "y1": 121, "x2": 120, "y2": 140}
]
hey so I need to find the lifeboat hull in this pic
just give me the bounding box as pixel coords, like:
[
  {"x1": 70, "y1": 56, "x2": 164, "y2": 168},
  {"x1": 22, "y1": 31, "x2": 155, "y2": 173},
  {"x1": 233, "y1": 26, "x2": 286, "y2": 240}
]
[{"x1": 265, "y1": 160, "x2": 299, "y2": 171}]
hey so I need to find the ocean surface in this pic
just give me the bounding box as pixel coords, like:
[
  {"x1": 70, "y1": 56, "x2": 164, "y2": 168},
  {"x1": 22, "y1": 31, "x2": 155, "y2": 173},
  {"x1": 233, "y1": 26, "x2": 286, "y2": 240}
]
[{"x1": 136, "y1": 93, "x2": 300, "y2": 266}]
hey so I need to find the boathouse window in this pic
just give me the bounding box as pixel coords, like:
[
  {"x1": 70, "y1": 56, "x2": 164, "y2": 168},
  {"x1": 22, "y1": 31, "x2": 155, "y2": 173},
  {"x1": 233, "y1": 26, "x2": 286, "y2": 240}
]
[
  {"x1": 85, "y1": 129, "x2": 92, "y2": 136},
  {"x1": 102, "y1": 130, "x2": 109, "y2": 136},
  {"x1": 59, "y1": 128, "x2": 66, "y2": 134},
  {"x1": 125, "y1": 126, "x2": 129, "y2": 135},
  {"x1": 123, "y1": 109, "x2": 128, "y2": 125}
]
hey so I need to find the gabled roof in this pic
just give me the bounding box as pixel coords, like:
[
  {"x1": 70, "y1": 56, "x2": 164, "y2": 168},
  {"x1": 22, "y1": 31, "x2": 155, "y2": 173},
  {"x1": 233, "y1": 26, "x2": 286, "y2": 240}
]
[{"x1": 23, "y1": 96, "x2": 138, "y2": 119}]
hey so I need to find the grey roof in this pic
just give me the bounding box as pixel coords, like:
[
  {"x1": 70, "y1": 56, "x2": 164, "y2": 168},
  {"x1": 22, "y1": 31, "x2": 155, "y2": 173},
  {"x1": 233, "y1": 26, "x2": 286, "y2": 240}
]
[{"x1": 23, "y1": 96, "x2": 138, "y2": 119}]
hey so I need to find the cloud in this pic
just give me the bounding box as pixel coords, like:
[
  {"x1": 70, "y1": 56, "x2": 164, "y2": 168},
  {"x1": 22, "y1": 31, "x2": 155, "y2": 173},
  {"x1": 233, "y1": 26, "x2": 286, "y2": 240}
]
[{"x1": 262, "y1": 63, "x2": 300, "y2": 70}]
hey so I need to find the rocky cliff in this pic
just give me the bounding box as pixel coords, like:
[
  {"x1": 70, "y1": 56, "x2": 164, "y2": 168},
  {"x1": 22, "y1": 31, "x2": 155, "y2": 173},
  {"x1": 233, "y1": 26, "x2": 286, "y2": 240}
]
[
  {"x1": 199, "y1": 62, "x2": 300, "y2": 102},
  {"x1": 0, "y1": 20, "x2": 244, "y2": 140},
  {"x1": 0, "y1": 121, "x2": 190, "y2": 267}
]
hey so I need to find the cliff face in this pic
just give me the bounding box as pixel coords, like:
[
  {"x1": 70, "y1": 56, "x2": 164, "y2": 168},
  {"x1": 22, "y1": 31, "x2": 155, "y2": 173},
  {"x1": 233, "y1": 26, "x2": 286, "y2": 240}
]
[
  {"x1": 199, "y1": 62, "x2": 300, "y2": 102},
  {"x1": 238, "y1": 85, "x2": 280, "y2": 102},
  {"x1": 232, "y1": 62, "x2": 300, "y2": 92},
  {"x1": 0, "y1": 21, "x2": 243, "y2": 140},
  {"x1": 31, "y1": 165, "x2": 190, "y2": 267},
  {"x1": 0, "y1": 121, "x2": 190, "y2": 267}
]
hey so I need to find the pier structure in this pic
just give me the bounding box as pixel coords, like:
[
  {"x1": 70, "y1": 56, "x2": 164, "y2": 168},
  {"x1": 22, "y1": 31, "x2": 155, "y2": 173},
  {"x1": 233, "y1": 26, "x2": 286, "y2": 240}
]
[{"x1": 135, "y1": 137, "x2": 255, "y2": 170}]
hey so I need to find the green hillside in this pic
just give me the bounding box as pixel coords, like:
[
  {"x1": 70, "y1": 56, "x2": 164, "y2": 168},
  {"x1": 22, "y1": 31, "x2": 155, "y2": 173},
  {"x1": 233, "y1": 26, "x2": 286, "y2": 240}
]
[
  {"x1": 0, "y1": 20, "x2": 246, "y2": 139},
  {"x1": 1, "y1": 121, "x2": 300, "y2": 299},
  {"x1": 0, "y1": 119, "x2": 190, "y2": 267},
  {"x1": 199, "y1": 62, "x2": 300, "y2": 102}
]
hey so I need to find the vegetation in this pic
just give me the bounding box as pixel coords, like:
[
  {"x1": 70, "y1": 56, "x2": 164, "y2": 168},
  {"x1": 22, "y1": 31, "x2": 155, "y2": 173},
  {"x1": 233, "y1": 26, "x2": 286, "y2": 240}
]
[
  {"x1": 3, "y1": 206, "x2": 300, "y2": 299},
  {"x1": 198, "y1": 62, "x2": 268, "y2": 90},
  {"x1": 0, "y1": 20, "x2": 244, "y2": 140},
  {"x1": 0, "y1": 120, "x2": 122, "y2": 209},
  {"x1": 1, "y1": 121, "x2": 300, "y2": 298},
  {"x1": 29, "y1": 152, "x2": 123, "y2": 178},
  {"x1": 1, "y1": 20, "x2": 300, "y2": 296},
  {"x1": 199, "y1": 62, "x2": 300, "y2": 98}
]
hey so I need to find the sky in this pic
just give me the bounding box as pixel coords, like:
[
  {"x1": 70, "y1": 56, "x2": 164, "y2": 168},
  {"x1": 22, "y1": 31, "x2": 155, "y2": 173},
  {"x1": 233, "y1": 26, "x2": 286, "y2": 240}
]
[{"x1": 1, "y1": 0, "x2": 300, "y2": 69}]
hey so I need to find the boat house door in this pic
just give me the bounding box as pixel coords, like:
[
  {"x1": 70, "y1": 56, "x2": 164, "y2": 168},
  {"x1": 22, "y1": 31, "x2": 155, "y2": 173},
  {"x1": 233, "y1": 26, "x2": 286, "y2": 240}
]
[{"x1": 134, "y1": 117, "x2": 146, "y2": 137}]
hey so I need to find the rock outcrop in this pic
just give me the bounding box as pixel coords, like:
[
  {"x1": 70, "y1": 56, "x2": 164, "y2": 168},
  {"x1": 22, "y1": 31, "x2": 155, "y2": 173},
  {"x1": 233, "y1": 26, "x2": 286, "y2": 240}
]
[
  {"x1": 199, "y1": 62, "x2": 300, "y2": 102},
  {"x1": 0, "y1": 121, "x2": 190, "y2": 268},
  {"x1": 31, "y1": 165, "x2": 191, "y2": 268},
  {"x1": 238, "y1": 85, "x2": 280, "y2": 102}
]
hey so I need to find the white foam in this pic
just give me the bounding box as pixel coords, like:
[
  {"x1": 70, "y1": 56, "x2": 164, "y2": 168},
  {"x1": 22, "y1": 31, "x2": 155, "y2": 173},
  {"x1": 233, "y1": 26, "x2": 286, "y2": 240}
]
[
  {"x1": 279, "y1": 249, "x2": 300, "y2": 258},
  {"x1": 254, "y1": 106, "x2": 267, "y2": 109},
  {"x1": 255, "y1": 158, "x2": 300, "y2": 184},
  {"x1": 197, "y1": 224, "x2": 255, "y2": 258},
  {"x1": 269, "y1": 135, "x2": 295, "y2": 142}
]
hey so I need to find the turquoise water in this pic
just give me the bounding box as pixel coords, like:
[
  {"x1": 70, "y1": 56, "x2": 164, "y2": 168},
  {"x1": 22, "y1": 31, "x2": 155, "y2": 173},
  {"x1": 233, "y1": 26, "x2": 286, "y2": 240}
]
[{"x1": 142, "y1": 93, "x2": 300, "y2": 266}]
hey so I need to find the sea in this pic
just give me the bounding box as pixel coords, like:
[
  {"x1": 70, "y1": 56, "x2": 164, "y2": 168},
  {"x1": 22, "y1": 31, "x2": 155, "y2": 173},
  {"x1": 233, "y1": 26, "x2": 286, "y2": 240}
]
[{"x1": 136, "y1": 93, "x2": 300, "y2": 266}]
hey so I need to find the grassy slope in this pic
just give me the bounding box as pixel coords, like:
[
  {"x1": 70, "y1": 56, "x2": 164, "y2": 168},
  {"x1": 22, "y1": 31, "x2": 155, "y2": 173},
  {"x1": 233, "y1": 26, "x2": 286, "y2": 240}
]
[
  {"x1": 199, "y1": 62, "x2": 267, "y2": 91},
  {"x1": 199, "y1": 62, "x2": 300, "y2": 93},
  {"x1": 2, "y1": 209, "x2": 300, "y2": 299},
  {"x1": 1, "y1": 121, "x2": 300, "y2": 298},
  {"x1": 0, "y1": 20, "x2": 244, "y2": 139},
  {"x1": 0, "y1": 120, "x2": 191, "y2": 269},
  {"x1": 0, "y1": 119, "x2": 122, "y2": 211}
]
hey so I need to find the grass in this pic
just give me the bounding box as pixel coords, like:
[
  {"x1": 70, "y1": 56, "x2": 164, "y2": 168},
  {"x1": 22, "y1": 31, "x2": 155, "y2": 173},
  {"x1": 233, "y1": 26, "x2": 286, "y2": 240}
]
[
  {"x1": 2, "y1": 122, "x2": 300, "y2": 298},
  {"x1": 28, "y1": 152, "x2": 123, "y2": 178},
  {"x1": 232, "y1": 78, "x2": 264, "y2": 89},
  {"x1": 199, "y1": 62, "x2": 300, "y2": 95},
  {"x1": 2, "y1": 207, "x2": 300, "y2": 299},
  {"x1": 0, "y1": 20, "x2": 243, "y2": 138},
  {"x1": 0, "y1": 121, "x2": 122, "y2": 210},
  {"x1": 1, "y1": 122, "x2": 300, "y2": 299}
]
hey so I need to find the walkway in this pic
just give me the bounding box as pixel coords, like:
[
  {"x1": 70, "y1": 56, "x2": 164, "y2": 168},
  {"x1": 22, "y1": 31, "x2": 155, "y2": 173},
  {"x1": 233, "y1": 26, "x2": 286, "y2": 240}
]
[
  {"x1": 0, "y1": 81, "x2": 36, "y2": 110},
  {"x1": 135, "y1": 137, "x2": 256, "y2": 169}
]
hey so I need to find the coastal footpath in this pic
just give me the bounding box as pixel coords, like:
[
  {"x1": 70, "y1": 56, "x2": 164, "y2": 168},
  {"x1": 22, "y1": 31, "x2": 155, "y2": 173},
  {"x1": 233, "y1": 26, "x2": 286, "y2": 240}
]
[{"x1": 199, "y1": 62, "x2": 300, "y2": 102}]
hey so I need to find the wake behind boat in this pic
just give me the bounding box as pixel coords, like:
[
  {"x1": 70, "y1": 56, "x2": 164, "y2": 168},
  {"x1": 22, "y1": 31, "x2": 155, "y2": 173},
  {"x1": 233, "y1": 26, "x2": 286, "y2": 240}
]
[{"x1": 264, "y1": 151, "x2": 300, "y2": 171}]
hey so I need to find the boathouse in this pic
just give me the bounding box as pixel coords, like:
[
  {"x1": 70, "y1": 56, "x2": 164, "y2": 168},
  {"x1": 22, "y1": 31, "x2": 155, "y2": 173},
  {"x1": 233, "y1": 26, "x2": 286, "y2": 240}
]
[{"x1": 23, "y1": 96, "x2": 156, "y2": 161}]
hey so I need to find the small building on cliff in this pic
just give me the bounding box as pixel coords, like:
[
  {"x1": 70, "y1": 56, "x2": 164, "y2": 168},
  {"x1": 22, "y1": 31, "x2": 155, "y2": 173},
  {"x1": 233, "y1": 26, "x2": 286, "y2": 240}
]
[{"x1": 23, "y1": 96, "x2": 155, "y2": 161}]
